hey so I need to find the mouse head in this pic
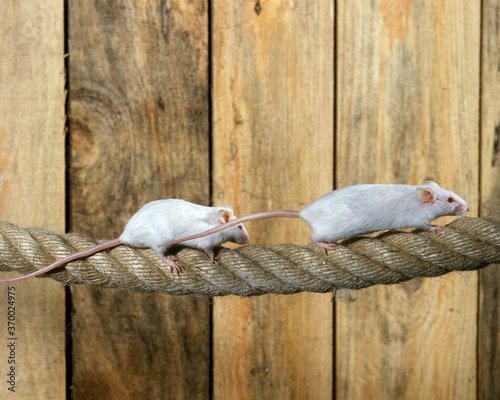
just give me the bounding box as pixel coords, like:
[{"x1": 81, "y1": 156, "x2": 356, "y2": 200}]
[
  {"x1": 416, "y1": 180, "x2": 470, "y2": 216},
  {"x1": 217, "y1": 207, "x2": 250, "y2": 245}
]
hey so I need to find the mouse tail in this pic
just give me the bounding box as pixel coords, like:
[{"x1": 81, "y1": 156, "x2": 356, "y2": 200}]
[
  {"x1": 157, "y1": 210, "x2": 301, "y2": 248},
  {"x1": 0, "y1": 238, "x2": 123, "y2": 283}
]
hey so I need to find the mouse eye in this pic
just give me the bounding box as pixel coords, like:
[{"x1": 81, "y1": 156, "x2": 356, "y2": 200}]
[
  {"x1": 238, "y1": 225, "x2": 243, "y2": 230},
  {"x1": 447, "y1": 197, "x2": 454, "y2": 203}
]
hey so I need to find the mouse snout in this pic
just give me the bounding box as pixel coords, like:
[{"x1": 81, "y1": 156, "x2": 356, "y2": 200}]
[
  {"x1": 457, "y1": 203, "x2": 470, "y2": 215},
  {"x1": 240, "y1": 232, "x2": 250, "y2": 245},
  {"x1": 235, "y1": 223, "x2": 250, "y2": 244}
]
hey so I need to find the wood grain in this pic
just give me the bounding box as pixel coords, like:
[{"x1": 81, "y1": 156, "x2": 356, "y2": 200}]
[
  {"x1": 0, "y1": 1, "x2": 66, "y2": 399},
  {"x1": 68, "y1": 1, "x2": 210, "y2": 398},
  {"x1": 336, "y1": 1, "x2": 480, "y2": 399},
  {"x1": 479, "y1": 1, "x2": 500, "y2": 398},
  {"x1": 212, "y1": 1, "x2": 334, "y2": 398}
]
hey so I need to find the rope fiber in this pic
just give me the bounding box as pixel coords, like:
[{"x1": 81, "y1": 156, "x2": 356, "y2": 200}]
[{"x1": 0, "y1": 215, "x2": 499, "y2": 296}]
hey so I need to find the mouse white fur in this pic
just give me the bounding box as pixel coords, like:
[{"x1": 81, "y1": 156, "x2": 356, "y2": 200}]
[
  {"x1": 0, "y1": 199, "x2": 249, "y2": 283},
  {"x1": 157, "y1": 180, "x2": 470, "y2": 252},
  {"x1": 119, "y1": 200, "x2": 249, "y2": 262},
  {"x1": 300, "y1": 180, "x2": 470, "y2": 251}
]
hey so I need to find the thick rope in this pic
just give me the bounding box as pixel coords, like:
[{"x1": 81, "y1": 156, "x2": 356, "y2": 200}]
[{"x1": 0, "y1": 215, "x2": 499, "y2": 296}]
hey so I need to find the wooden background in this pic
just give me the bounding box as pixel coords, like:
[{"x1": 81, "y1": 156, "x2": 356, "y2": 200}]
[{"x1": 0, "y1": 0, "x2": 498, "y2": 399}]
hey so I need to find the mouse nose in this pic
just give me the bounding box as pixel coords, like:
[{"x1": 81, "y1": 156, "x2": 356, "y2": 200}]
[{"x1": 460, "y1": 204, "x2": 471, "y2": 215}]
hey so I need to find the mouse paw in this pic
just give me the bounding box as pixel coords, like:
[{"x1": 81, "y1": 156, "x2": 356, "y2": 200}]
[
  {"x1": 204, "y1": 250, "x2": 218, "y2": 264},
  {"x1": 157, "y1": 253, "x2": 183, "y2": 275},
  {"x1": 426, "y1": 225, "x2": 443, "y2": 233},
  {"x1": 311, "y1": 238, "x2": 337, "y2": 254}
]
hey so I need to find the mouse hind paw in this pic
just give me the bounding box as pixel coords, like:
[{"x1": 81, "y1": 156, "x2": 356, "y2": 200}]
[
  {"x1": 157, "y1": 253, "x2": 183, "y2": 275},
  {"x1": 311, "y1": 238, "x2": 337, "y2": 254}
]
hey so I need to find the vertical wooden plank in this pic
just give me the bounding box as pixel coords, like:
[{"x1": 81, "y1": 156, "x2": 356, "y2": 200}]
[
  {"x1": 68, "y1": 1, "x2": 210, "y2": 399},
  {"x1": 479, "y1": 1, "x2": 500, "y2": 399},
  {"x1": 212, "y1": 2, "x2": 334, "y2": 399},
  {"x1": 0, "y1": 1, "x2": 66, "y2": 399},
  {"x1": 336, "y1": 1, "x2": 480, "y2": 399}
]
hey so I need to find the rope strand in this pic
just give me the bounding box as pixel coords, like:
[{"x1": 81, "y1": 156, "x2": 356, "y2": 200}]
[{"x1": 0, "y1": 215, "x2": 499, "y2": 296}]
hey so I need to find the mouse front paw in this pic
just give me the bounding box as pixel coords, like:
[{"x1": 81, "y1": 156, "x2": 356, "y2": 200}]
[{"x1": 426, "y1": 225, "x2": 443, "y2": 233}]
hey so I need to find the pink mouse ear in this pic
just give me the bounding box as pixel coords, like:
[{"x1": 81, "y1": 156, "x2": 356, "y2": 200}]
[
  {"x1": 217, "y1": 209, "x2": 231, "y2": 224},
  {"x1": 416, "y1": 186, "x2": 437, "y2": 203}
]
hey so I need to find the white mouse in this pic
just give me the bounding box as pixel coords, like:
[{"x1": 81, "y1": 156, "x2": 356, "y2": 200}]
[
  {"x1": 0, "y1": 199, "x2": 250, "y2": 283},
  {"x1": 157, "y1": 180, "x2": 470, "y2": 252},
  {"x1": 299, "y1": 180, "x2": 470, "y2": 251}
]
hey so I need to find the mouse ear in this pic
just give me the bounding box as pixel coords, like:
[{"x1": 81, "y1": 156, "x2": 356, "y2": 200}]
[
  {"x1": 416, "y1": 186, "x2": 437, "y2": 203},
  {"x1": 422, "y1": 179, "x2": 439, "y2": 187},
  {"x1": 218, "y1": 209, "x2": 231, "y2": 224}
]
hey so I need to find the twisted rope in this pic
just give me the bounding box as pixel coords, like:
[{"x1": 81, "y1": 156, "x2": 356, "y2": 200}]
[{"x1": 0, "y1": 215, "x2": 499, "y2": 296}]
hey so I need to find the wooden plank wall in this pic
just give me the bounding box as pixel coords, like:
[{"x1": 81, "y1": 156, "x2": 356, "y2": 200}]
[
  {"x1": 212, "y1": 2, "x2": 333, "y2": 399},
  {"x1": 336, "y1": 1, "x2": 480, "y2": 399},
  {"x1": 0, "y1": 2, "x2": 66, "y2": 399},
  {"x1": 0, "y1": 1, "x2": 498, "y2": 399},
  {"x1": 480, "y1": 0, "x2": 500, "y2": 397},
  {"x1": 68, "y1": 1, "x2": 210, "y2": 399}
]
